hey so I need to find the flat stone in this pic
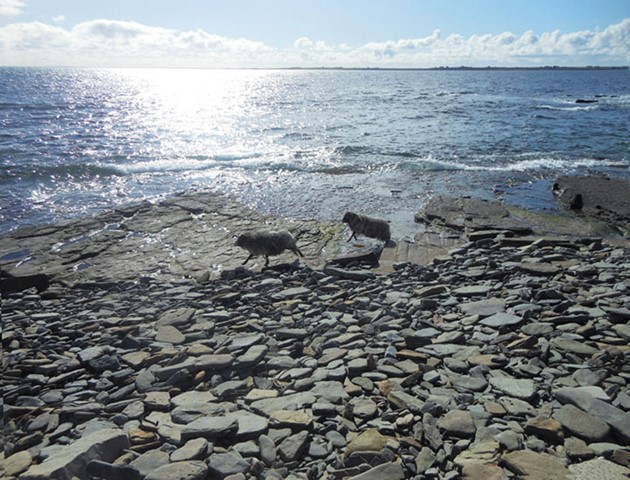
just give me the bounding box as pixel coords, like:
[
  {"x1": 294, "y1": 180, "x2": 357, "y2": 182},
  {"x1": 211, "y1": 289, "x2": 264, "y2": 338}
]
[
  {"x1": 387, "y1": 390, "x2": 425, "y2": 413},
  {"x1": 453, "y1": 285, "x2": 493, "y2": 297},
  {"x1": 479, "y1": 312, "x2": 523, "y2": 328},
  {"x1": 207, "y1": 451, "x2": 250, "y2": 479},
  {"x1": 555, "y1": 403, "x2": 611, "y2": 442},
  {"x1": 490, "y1": 376, "x2": 537, "y2": 401},
  {"x1": 550, "y1": 338, "x2": 599, "y2": 356},
  {"x1": 238, "y1": 344, "x2": 268, "y2": 368},
  {"x1": 460, "y1": 298, "x2": 505, "y2": 317},
  {"x1": 171, "y1": 391, "x2": 218, "y2": 408},
  {"x1": 453, "y1": 440, "x2": 501, "y2": 467},
  {"x1": 250, "y1": 392, "x2": 317, "y2": 416},
  {"x1": 129, "y1": 450, "x2": 170, "y2": 478},
  {"x1": 156, "y1": 307, "x2": 196, "y2": 327},
  {"x1": 518, "y1": 262, "x2": 561, "y2": 276},
  {"x1": 501, "y1": 450, "x2": 569, "y2": 479},
  {"x1": 568, "y1": 458, "x2": 630, "y2": 480},
  {"x1": 346, "y1": 461, "x2": 405, "y2": 480},
  {"x1": 20, "y1": 428, "x2": 129, "y2": 480},
  {"x1": 555, "y1": 387, "x2": 630, "y2": 443},
  {"x1": 155, "y1": 325, "x2": 185, "y2": 344},
  {"x1": 145, "y1": 461, "x2": 208, "y2": 480},
  {"x1": 170, "y1": 438, "x2": 209, "y2": 462},
  {"x1": 450, "y1": 374, "x2": 489, "y2": 392},
  {"x1": 437, "y1": 410, "x2": 477, "y2": 437},
  {"x1": 224, "y1": 411, "x2": 270, "y2": 439},
  {"x1": 310, "y1": 381, "x2": 349, "y2": 403},
  {"x1": 345, "y1": 429, "x2": 393, "y2": 458},
  {"x1": 273, "y1": 287, "x2": 311, "y2": 300},
  {"x1": 270, "y1": 410, "x2": 313, "y2": 430},
  {"x1": 4, "y1": 450, "x2": 34, "y2": 477},
  {"x1": 278, "y1": 430, "x2": 309, "y2": 462},
  {"x1": 195, "y1": 354, "x2": 235, "y2": 370},
  {"x1": 462, "y1": 463, "x2": 506, "y2": 480},
  {"x1": 524, "y1": 416, "x2": 564, "y2": 443},
  {"x1": 181, "y1": 416, "x2": 239, "y2": 442}
]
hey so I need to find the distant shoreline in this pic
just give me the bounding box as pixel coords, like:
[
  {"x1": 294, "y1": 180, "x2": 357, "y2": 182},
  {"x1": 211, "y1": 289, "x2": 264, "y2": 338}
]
[
  {"x1": 285, "y1": 66, "x2": 630, "y2": 71},
  {"x1": 2, "y1": 65, "x2": 628, "y2": 71}
]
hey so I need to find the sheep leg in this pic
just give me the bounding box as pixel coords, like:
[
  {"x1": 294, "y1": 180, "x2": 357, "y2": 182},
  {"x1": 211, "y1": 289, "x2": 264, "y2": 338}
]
[
  {"x1": 264, "y1": 256, "x2": 270, "y2": 267},
  {"x1": 347, "y1": 232, "x2": 357, "y2": 242},
  {"x1": 242, "y1": 254, "x2": 253, "y2": 265}
]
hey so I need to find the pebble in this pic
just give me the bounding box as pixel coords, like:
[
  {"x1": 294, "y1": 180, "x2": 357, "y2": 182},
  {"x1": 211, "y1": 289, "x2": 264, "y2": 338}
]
[{"x1": 4, "y1": 232, "x2": 629, "y2": 480}]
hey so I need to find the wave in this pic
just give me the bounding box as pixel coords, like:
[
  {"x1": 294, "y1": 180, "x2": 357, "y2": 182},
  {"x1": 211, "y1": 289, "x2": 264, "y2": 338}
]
[
  {"x1": 537, "y1": 104, "x2": 598, "y2": 112},
  {"x1": 0, "y1": 162, "x2": 122, "y2": 183},
  {"x1": 397, "y1": 155, "x2": 629, "y2": 173}
]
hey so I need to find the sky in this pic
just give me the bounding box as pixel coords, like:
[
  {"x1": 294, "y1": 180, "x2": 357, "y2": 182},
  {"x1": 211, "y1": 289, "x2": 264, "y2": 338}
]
[{"x1": 0, "y1": 0, "x2": 629, "y2": 68}]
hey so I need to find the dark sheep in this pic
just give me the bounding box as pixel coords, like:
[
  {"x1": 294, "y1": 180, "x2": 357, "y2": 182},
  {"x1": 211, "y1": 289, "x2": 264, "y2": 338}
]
[
  {"x1": 342, "y1": 211, "x2": 391, "y2": 243},
  {"x1": 235, "y1": 231, "x2": 304, "y2": 267}
]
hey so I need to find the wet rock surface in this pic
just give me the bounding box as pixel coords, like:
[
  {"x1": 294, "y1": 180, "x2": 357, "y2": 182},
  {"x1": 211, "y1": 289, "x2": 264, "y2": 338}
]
[
  {"x1": 553, "y1": 175, "x2": 630, "y2": 238},
  {"x1": 0, "y1": 192, "x2": 346, "y2": 290},
  {"x1": 3, "y1": 227, "x2": 629, "y2": 479}
]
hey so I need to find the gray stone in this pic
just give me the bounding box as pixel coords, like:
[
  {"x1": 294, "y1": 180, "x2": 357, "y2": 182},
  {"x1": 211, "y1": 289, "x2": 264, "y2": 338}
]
[
  {"x1": 568, "y1": 457, "x2": 630, "y2": 480},
  {"x1": 310, "y1": 381, "x2": 349, "y2": 403},
  {"x1": 490, "y1": 376, "x2": 537, "y2": 401},
  {"x1": 170, "y1": 438, "x2": 210, "y2": 462},
  {"x1": 347, "y1": 461, "x2": 405, "y2": 480},
  {"x1": 171, "y1": 390, "x2": 217, "y2": 408},
  {"x1": 238, "y1": 344, "x2": 268, "y2": 368},
  {"x1": 555, "y1": 404, "x2": 610, "y2": 442},
  {"x1": 224, "y1": 411, "x2": 269, "y2": 439},
  {"x1": 551, "y1": 338, "x2": 600, "y2": 356},
  {"x1": 278, "y1": 430, "x2": 309, "y2": 462},
  {"x1": 4, "y1": 450, "x2": 34, "y2": 477},
  {"x1": 415, "y1": 447, "x2": 435, "y2": 473},
  {"x1": 250, "y1": 392, "x2": 317, "y2": 416},
  {"x1": 501, "y1": 450, "x2": 569, "y2": 479},
  {"x1": 207, "y1": 451, "x2": 250, "y2": 479},
  {"x1": 460, "y1": 298, "x2": 505, "y2": 317},
  {"x1": 453, "y1": 285, "x2": 493, "y2": 297},
  {"x1": 181, "y1": 416, "x2": 239, "y2": 442},
  {"x1": 129, "y1": 449, "x2": 171, "y2": 478},
  {"x1": 145, "y1": 461, "x2": 209, "y2": 480},
  {"x1": 259, "y1": 434, "x2": 277, "y2": 466},
  {"x1": 479, "y1": 312, "x2": 522, "y2": 328},
  {"x1": 450, "y1": 374, "x2": 489, "y2": 392},
  {"x1": 155, "y1": 325, "x2": 186, "y2": 344},
  {"x1": 437, "y1": 410, "x2": 477, "y2": 437},
  {"x1": 20, "y1": 428, "x2": 129, "y2": 480},
  {"x1": 171, "y1": 403, "x2": 226, "y2": 424},
  {"x1": 555, "y1": 388, "x2": 629, "y2": 442}
]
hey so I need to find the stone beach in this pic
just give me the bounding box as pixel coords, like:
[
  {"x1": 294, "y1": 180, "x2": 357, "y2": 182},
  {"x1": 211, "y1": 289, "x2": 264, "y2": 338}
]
[{"x1": 2, "y1": 178, "x2": 630, "y2": 480}]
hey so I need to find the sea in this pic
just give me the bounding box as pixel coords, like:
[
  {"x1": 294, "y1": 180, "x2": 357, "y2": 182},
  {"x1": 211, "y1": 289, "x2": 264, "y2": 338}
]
[{"x1": 1, "y1": 67, "x2": 628, "y2": 238}]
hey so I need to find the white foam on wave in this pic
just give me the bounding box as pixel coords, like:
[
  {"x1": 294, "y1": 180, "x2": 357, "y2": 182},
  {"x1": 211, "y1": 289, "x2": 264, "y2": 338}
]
[
  {"x1": 402, "y1": 155, "x2": 629, "y2": 173},
  {"x1": 537, "y1": 104, "x2": 598, "y2": 112},
  {"x1": 103, "y1": 152, "x2": 268, "y2": 175}
]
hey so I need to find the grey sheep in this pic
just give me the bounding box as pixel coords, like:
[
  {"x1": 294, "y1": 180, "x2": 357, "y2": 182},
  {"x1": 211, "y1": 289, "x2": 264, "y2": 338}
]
[
  {"x1": 235, "y1": 231, "x2": 304, "y2": 267},
  {"x1": 342, "y1": 211, "x2": 391, "y2": 243}
]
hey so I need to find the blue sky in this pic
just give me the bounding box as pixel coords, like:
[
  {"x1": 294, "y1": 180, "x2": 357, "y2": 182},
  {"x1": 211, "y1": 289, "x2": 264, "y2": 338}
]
[{"x1": 1, "y1": 0, "x2": 629, "y2": 67}]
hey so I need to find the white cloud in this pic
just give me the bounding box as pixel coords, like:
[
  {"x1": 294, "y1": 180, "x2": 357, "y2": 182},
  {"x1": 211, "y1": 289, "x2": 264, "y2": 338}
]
[
  {"x1": 0, "y1": 0, "x2": 25, "y2": 17},
  {"x1": 0, "y1": 17, "x2": 628, "y2": 67},
  {"x1": 52, "y1": 15, "x2": 65, "y2": 23}
]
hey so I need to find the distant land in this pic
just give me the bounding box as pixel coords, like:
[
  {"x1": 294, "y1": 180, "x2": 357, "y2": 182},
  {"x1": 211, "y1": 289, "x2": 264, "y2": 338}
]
[{"x1": 284, "y1": 65, "x2": 629, "y2": 71}]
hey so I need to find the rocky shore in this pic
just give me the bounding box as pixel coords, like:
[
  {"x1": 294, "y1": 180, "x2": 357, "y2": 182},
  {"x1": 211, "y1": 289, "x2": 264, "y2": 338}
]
[{"x1": 2, "y1": 177, "x2": 630, "y2": 480}]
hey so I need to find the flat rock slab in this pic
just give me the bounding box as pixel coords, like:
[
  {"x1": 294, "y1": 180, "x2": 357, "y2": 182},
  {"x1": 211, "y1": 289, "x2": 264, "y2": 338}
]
[
  {"x1": 415, "y1": 196, "x2": 533, "y2": 233},
  {"x1": 553, "y1": 175, "x2": 630, "y2": 237},
  {"x1": 0, "y1": 192, "x2": 346, "y2": 287},
  {"x1": 555, "y1": 387, "x2": 630, "y2": 443},
  {"x1": 501, "y1": 450, "x2": 570, "y2": 479},
  {"x1": 20, "y1": 428, "x2": 129, "y2": 480}
]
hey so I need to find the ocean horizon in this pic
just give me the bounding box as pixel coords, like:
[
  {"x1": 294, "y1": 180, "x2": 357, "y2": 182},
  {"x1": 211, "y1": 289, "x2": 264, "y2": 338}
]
[{"x1": 1, "y1": 67, "x2": 628, "y2": 238}]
